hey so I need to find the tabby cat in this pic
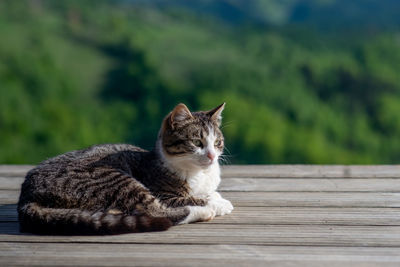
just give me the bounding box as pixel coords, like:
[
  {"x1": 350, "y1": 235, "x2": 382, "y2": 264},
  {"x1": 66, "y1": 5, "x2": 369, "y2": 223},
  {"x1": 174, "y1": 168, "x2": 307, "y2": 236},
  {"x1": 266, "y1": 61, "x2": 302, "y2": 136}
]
[{"x1": 18, "y1": 103, "x2": 233, "y2": 235}]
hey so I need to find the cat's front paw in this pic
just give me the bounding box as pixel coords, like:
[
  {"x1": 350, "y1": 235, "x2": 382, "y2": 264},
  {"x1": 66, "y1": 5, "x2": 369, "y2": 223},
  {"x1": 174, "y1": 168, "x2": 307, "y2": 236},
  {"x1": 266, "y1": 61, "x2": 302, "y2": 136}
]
[
  {"x1": 208, "y1": 197, "x2": 234, "y2": 216},
  {"x1": 178, "y1": 206, "x2": 216, "y2": 224}
]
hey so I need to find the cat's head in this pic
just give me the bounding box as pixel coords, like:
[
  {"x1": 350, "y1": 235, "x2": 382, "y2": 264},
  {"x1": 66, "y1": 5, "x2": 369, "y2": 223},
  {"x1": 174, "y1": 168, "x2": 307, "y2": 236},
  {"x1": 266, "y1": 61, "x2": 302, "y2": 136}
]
[{"x1": 158, "y1": 103, "x2": 225, "y2": 171}]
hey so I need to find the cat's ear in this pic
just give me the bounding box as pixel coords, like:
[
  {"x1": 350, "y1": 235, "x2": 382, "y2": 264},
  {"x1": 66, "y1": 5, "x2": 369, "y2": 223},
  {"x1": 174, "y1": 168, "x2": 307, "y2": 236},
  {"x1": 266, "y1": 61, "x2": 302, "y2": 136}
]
[
  {"x1": 207, "y1": 102, "x2": 225, "y2": 126},
  {"x1": 169, "y1": 103, "x2": 193, "y2": 127}
]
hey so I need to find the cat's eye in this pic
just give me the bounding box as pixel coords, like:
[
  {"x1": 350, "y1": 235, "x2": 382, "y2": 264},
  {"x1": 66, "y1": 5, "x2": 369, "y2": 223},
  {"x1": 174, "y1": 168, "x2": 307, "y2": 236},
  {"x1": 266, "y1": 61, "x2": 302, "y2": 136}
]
[
  {"x1": 215, "y1": 140, "x2": 222, "y2": 146},
  {"x1": 193, "y1": 140, "x2": 203, "y2": 148}
]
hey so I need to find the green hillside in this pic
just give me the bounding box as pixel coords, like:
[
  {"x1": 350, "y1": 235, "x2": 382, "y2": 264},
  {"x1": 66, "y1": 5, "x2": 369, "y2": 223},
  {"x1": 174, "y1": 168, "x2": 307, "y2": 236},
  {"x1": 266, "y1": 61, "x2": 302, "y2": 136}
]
[{"x1": 1, "y1": 0, "x2": 400, "y2": 164}]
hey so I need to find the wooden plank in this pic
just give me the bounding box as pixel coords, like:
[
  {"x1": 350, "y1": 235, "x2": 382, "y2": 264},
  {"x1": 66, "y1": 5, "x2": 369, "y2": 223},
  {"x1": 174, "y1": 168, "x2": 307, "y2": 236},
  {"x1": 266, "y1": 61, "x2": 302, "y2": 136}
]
[
  {"x1": 0, "y1": 177, "x2": 23, "y2": 190},
  {"x1": 2, "y1": 204, "x2": 400, "y2": 226},
  {"x1": 210, "y1": 207, "x2": 400, "y2": 226},
  {"x1": 221, "y1": 165, "x2": 400, "y2": 178},
  {"x1": 3, "y1": 177, "x2": 400, "y2": 192},
  {"x1": 0, "y1": 165, "x2": 32, "y2": 176},
  {"x1": 1, "y1": 243, "x2": 400, "y2": 267},
  {"x1": 2, "y1": 191, "x2": 400, "y2": 208},
  {"x1": 220, "y1": 178, "x2": 400, "y2": 192},
  {"x1": 1, "y1": 223, "x2": 400, "y2": 247},
  {"x1": 2, "y1": 191, "x2": 400, "y2": 211},
  {"x1": 1, "y1": 165, "x2": 400, "y2": 178},
  {"x1": 221, "y1": 192, "x2": 400, "y2": 207},
  {"x1": 0, "y1": 190, "x2": 19, "y2": 204}
]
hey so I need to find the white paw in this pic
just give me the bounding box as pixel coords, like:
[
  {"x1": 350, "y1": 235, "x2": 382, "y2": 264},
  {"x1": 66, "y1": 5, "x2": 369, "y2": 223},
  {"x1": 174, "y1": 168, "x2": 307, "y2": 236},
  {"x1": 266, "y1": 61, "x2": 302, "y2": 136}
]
[
  {"x1": 208, "y1": 197, "x2": 234, "y2": 216},
  {"x1": 178, "y1": 206, "x2": 216, "y2": 224}
]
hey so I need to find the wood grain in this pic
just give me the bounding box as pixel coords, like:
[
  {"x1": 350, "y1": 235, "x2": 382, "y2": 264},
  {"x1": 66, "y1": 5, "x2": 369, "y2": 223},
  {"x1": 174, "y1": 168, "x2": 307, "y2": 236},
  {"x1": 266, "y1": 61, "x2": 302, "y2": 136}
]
[
  {"x1": 221, "y1": 192, "x2": 400, "y2": 207},
  {"x1": 2, "y1": 164, "x2": 400, "y2": 177},
  {"x1": 0, "y1": 177, "x2": 23, "y2": 190},
  {"x1": 3, "y1": 176, "x2": 400, "y2": 192},
  {"x1": 0, "y1": 165, "x2": 32, "y2": 176},
  {"x1": 2, "y1": 243, "x2": 400, "y2": 267},
  {"x1": 2, "y1": 204, "x2": 400, "y2": 226},
  {"x1": 220, "y1": 178, "x2": 400, "y2": 192},
  {"x1": 1, "y1": 222, "x2": 400, "y2": 247},
  {"x1": 221, "y1": 165, "x2": 400, "y2": 178},
  {"x1": 3, "y1": 165, "x2": 400, "y2": 178},
  {"x1": 3, "y1": 190, "x2": 400, "y2": 207},
  {"x1": 0, "y1": 190, "x2": 19, "y2": 204}
]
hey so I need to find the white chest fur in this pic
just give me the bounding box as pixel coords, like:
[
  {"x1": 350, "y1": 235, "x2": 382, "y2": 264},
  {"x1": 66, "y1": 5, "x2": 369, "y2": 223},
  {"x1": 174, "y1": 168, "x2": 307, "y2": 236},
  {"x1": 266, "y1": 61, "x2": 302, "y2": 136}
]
[{"x1": 187, "y1": 163, "x2": 221, "y2": 198}]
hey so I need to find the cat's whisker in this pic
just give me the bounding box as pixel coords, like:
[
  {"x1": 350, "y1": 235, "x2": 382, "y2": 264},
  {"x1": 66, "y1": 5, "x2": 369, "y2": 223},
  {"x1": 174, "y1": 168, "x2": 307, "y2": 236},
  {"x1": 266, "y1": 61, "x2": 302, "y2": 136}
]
[
  {"x1": 218, "y1": 158, "x2": 230, "y2": 165},
  {"x1": 224, "y1": 146, "x2": 233, "y2": 155},
  {"x1": 220, "y1": 120, "x2": 234, "y2": 130},
  {"x1": 218, "y1": 154, "x2": 232, "y2": 165}
]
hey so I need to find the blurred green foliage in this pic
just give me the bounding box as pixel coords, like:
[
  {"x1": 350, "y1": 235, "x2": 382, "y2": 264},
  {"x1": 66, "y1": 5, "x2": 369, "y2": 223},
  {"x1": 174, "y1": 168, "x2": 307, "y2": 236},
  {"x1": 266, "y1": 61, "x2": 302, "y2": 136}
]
[{"x1": 1, "y1": 0, "x2": 400, "y2": 164}]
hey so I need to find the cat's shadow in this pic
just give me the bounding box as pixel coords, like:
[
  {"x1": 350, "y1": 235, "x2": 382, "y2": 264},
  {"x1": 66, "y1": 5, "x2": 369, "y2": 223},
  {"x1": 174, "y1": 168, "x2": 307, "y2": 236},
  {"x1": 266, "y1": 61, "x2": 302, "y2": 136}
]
[{"x1": 0, "y1": 203, "x2": 25, "y2": 235}]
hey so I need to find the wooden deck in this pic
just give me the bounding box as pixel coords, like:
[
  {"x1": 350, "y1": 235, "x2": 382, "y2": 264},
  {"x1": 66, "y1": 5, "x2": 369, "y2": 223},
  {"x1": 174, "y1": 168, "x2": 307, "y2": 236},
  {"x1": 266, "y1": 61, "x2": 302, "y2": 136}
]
[{"x1": 1, "y1": 165, "x2": 400, "y2": 266}]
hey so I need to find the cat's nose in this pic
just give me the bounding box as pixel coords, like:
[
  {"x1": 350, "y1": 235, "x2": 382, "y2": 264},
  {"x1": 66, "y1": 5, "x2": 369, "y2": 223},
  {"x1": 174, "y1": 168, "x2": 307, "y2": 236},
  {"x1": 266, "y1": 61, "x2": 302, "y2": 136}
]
[{"x1": 207, "y1": 151, "x2": 215, "y2": 161}]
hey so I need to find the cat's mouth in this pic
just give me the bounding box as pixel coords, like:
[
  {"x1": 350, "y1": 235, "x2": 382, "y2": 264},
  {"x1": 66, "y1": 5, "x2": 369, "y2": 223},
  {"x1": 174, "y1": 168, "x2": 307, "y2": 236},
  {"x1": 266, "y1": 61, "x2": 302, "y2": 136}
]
[{"x1": 199, "y1": 159, "x2": 215, "y2": 168}]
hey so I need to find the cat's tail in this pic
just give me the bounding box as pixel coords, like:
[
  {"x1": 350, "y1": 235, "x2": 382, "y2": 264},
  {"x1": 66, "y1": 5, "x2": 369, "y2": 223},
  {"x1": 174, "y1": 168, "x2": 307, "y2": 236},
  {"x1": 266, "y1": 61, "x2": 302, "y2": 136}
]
[{"x1": 18, "y1": 202, "x2": 173, "y2": 235}]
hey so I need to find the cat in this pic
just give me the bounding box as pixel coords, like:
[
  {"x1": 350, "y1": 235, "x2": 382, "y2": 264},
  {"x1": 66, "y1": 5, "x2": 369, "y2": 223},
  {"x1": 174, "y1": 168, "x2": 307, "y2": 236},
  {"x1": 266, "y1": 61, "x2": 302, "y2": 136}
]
[{"x1": 17, "y1": 103, "x2": 233, "y2": 235}]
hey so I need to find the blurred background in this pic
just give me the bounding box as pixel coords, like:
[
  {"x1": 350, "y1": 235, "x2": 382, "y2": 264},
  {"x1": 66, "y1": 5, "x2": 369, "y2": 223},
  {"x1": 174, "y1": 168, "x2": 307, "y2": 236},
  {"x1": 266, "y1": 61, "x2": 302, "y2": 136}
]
[{"x1": 1, "y1": 0, "x2": 400, "y2": 164}]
